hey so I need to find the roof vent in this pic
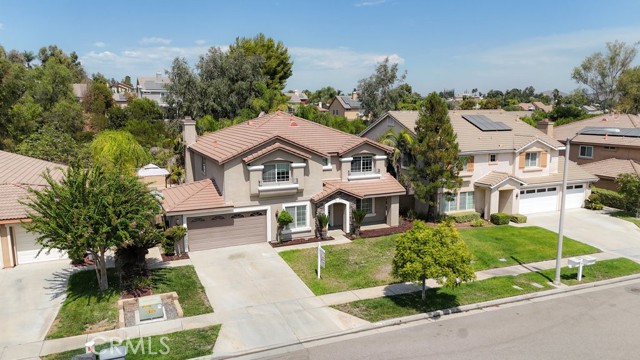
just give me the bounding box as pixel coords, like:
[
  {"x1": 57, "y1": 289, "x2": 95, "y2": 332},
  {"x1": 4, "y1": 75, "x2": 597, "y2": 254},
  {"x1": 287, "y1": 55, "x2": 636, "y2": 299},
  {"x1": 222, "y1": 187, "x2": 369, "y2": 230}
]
[
  {"x1": 290, "y1": 121, "x2": 299, "y2": 127},
  {"x1": 601, "y1": 117, "x2": 608, "y2": 122},
  {"x1": 258, "y1": 111, "x2": 266, "y2": 118},
  {"x1": 247, "y1": 120, "x2": 253, "y2": 126}
]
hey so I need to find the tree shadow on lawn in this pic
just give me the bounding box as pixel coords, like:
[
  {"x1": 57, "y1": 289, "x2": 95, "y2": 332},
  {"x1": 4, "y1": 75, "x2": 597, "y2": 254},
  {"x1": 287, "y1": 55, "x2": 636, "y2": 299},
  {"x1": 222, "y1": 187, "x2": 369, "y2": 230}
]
[
  {"x1": 61, "y1": 268, "x2": 121, "y2": 304},
  {"x1": 387, "y1": 289, "x2": 460, "y2": 315}
]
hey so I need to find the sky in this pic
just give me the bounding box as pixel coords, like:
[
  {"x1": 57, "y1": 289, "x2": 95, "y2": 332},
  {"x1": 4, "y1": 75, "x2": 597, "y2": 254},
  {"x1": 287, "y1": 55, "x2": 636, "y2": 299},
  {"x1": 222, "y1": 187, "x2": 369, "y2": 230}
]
[{"x1": 1, "y1": 0, "x2": 640, "y2": 95}]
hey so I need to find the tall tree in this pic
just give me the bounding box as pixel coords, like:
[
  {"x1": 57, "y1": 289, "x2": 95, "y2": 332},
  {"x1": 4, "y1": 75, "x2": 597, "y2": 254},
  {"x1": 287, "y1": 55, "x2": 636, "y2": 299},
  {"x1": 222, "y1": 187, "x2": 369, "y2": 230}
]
[
  {"x1": 392, "y1": 221, "x2": 475, "y2": 301},
  {"x1": 572, "y1": 41, "x2": 638, "y2": 110},
  {"x1": 409, "y1": 92, "x2": 462, "y2": 219},
  {"x1": 90, "y1": 130, "x2": 150, "y2": 172},
  {"x1": 617, "y1": 66, "x2": 640, "y2": 114},
  {"x1": 229, "y1": 33, "x2": 293, "y2": 92},
  {"x1": 23, "y1": 165, "x2": 162, "y2": 291},
  {"x1": 358, "y1": 57, "x2": 407, "y2": 120},
  {"x1": 306, "y1": 86, "x2": 339, "y2": 105},
  {"x1": 617, "y1": 173, "x2": 640, "y2": 218},
  {"x1": 16, "y1": 125, "x2": 78, "y2": 164},
  {"x1": 379, "y1": 128, "x2": 415, "y2": 178}
]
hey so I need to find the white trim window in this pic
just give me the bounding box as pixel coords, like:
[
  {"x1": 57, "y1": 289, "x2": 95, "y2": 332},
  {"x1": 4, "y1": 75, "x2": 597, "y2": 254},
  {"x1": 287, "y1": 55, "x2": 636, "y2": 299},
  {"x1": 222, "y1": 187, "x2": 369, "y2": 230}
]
[
  {"x1": 351, "y1": 155, "x2": 373, "y2": 173},
  {"x1": 200, "y1": 155, "x2": 206, "y2": 174},
  {"x1": 442, "y1": 193, "x2": 457, "y2": 212},
  {"x1": 283, "y1": 203, "x2": 309, "y2": 230},
  {"x1": 459, "y1": 191, "x2": 474, "y2": 211},
  {"x1": 356, "y1": 198, "x2": 375, "y2": 215},
  {"x1": 579, "y1": 145, "x2": 594, "y2": 159},
  {"x1": 489, "y1": 154, "x2": 497, "y2": 163},
  {"x1": 322, "y1": 156, "x2": 332, "y2": 170},
  {"x1": 262, "y1": 163, "x2": 290, "y2": 184},
  {"x1": 525, "y1": 152, "x2": 539, "y2": 167}
]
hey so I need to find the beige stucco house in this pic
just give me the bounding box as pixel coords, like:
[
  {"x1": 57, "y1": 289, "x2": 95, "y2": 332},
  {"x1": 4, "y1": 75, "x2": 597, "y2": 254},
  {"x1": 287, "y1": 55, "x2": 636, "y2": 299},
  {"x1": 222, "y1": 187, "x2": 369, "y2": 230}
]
[
  {"x1": 328, "y1": 94, "x2": 362, "y2": 120},
  {"x1": 160, "y1": 111, "x2": 405, "y2": 252},
  {"x1": 0, "y1": 151, "x2": 67, "y2": 268},
  {"x1": 360, "y1": 110, "x2": 597, "y2": 219}
]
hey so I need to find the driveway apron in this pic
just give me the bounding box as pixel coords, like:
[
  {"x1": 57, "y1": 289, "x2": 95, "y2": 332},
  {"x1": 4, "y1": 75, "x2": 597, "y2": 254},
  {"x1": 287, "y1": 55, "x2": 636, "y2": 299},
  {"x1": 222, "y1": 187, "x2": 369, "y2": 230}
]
[{"x1": 188, "y1": 243, "x2": 368, "y2": 355}]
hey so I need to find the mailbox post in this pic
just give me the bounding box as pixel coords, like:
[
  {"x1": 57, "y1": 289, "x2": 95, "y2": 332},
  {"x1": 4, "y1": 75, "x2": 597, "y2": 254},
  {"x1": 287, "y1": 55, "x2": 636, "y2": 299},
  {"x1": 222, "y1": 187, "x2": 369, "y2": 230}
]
[{"x1": 567, "y1": 256, "x2": 597, "y2": 282}]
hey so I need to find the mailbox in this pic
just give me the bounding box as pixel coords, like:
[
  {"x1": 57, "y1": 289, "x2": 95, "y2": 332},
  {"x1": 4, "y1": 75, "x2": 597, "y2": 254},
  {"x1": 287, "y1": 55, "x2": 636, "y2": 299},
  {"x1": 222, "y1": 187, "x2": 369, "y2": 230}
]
[
  {"x1": 99, "y1": 346, "x2": 127, "y2": 360},
  {"x1": 567, "y1": 257, "x2": 582, "y2": 268}
]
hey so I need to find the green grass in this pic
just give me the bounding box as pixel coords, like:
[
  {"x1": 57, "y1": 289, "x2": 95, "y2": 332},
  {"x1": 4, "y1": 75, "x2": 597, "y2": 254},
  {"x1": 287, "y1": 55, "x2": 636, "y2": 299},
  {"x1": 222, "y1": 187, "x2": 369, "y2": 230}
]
[
  {"x1": 47, "y1": 265, "x2": 212, "y2": 339},
  {"x1": 281, "y1": 226, "x2": 599, "y2": 295},
  {"x1": 42, "y1": 325, "x2": 221, "y2": 360},
  {"x1": 334, "y1": 258, "x2": 640, "y2": 322},
  {"x1": 460, "y1": 226, "x2": 599, "y2": 270},
  {"x1": 279, "y1": 235, "x2": 398, "y2": 295},
  {"x1": 610, "y1": 210, "x2": 640, "y2": 228}
]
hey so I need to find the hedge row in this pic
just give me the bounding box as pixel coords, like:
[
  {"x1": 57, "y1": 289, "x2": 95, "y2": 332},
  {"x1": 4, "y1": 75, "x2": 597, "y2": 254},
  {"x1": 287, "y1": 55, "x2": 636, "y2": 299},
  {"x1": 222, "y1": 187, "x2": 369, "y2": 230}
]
[
  {"x1": 590, "y1": 187, "x2": 626, "y2": 210},
  {"x1": 446, "y1": 211, "x2": 481, "y2": 223}
]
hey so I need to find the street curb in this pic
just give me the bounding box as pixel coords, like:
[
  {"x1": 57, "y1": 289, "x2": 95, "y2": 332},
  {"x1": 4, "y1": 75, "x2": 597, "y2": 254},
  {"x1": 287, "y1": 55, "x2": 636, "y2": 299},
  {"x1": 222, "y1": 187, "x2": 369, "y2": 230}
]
[{"x1": 201, "y1": 272, "x2": 640, "y2": 359}]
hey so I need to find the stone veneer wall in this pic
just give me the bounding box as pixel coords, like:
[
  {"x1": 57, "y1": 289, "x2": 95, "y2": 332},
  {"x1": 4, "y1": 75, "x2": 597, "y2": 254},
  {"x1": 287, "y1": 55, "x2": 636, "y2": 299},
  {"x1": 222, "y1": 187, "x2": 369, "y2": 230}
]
[{"x1": 314, "y1": 192, "x2": 358, "y2": 227}]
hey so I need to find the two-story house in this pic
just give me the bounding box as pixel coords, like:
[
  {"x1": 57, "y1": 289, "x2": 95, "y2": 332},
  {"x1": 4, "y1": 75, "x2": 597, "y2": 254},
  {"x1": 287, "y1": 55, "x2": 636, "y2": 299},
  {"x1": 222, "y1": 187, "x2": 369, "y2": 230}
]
[
  {"x1": 328, "y1": 92, "x2": 362, "y2": 120},
  {"x1": 136, "y1": 73, "x2": 170, "y2": 107},
  {"x1": 361, "y1": 110, "x2": 597, "y2": 219},
  {"x1": 554, "y1": 113, "x2": 640, "y2": 190},
  {"x1": 160, "y1": 111, "x2": 405, "y2": 252}
]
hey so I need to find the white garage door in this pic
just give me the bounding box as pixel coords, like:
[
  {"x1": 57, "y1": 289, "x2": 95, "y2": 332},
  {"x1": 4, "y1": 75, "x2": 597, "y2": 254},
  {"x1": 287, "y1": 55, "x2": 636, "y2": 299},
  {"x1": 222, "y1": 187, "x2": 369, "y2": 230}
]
[
  {"x1": 566, "y1": 184, "x2": 585, "y2": 209},
  {"x1": 186, "y1": 210, "x2": 267, "y2": 251},
  {"x1": 14, "y1": 225, "x2": 67, "y2": 264},
  {"x1": 519, "y1": 186, "x2": 558, "y2": 214}
]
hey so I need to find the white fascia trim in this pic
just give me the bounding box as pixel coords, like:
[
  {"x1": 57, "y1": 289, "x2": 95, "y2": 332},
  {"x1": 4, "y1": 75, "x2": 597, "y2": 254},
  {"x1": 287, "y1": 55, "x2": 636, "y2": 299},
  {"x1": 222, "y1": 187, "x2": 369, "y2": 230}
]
[
  {"x1": 291, "y1": 163, "x2": 307, "y2": 169},
  {"x1": 459, "y1": 150, "x2": 513, "y2": 155},
  {"x1": 248, "y1": 165, "x2": 264, "y2": 171},
  {"x1": 322, "y1": 165, "x2": 332, "y2": 170},
  {"x1": 374, "y1": 155, "x2": 388, "y2": 160},
  {"x1": 259, "y1": 183, "x2": 299, "y2": 191},
  {"x1": 348, "y1": 173, "x2": 382, "y2": 180},
  {"x1": 340, "y1": 157, "x2": 354, "y2": 162}
]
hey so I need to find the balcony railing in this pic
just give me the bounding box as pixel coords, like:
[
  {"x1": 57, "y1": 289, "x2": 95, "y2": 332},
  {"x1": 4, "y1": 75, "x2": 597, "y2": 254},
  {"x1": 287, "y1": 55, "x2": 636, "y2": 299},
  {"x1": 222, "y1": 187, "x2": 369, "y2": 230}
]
[
  {"x1": 259, "y1": 177, "x2": 299, "y2": 187},
  {"x1": 348, "y1": 168, "x2": 381, "y2": 180},
  {"x1": 348, "y1": 168, "x2": 380, "y2": 176}
]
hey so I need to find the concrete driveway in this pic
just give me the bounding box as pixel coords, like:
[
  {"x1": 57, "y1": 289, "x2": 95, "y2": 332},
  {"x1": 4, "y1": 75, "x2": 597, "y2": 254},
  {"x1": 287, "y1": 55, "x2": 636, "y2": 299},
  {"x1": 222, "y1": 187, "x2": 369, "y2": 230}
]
[
  {"x1": 526, "y1": 208, "x2": 640, "y2": 261},
  {"x1": 189, "y1": 243, "x2": 368, "y2": 355},
  {"x1": 0, "y1": 259, "x2": 71, "y2": 349}
]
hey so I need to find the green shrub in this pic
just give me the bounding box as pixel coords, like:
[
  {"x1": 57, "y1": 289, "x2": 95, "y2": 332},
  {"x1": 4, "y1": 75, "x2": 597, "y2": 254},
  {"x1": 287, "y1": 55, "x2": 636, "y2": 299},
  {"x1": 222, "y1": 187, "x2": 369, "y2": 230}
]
[
  {"x1": 470, "y1": 219, "x2": 485, "y2": 227},
  {"x1": 585, "y1": 198, "x2": 604, "y2": 210},
  {"x1": 490, "y1": 212, "x2": 511, "y2": 225},
  {"x1": 447, "y1": 211, "x2": 481, "y2": 223},
  {"x1": 591, "y1": 187, "x2": 626, "y2": 210},
  {"x1": 510, "y1": 214, "x2": 528, "y2": 224},
  {"x1": 317, "y1": 213, "x2": 329, "y2": 229},
  {"x1": 163, "y1": 226, "x2": 187, "y2": 256}
]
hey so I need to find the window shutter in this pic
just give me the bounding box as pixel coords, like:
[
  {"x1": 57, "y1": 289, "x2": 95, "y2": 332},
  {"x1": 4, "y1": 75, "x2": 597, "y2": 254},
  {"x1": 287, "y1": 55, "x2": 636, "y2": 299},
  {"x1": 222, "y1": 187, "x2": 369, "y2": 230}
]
[
  {"x1": 467, "y1": 156, "x2": 474, "y2": 171},
  {"x1": 519, "y1": 152, "x2": 526, "y2": 169},
  {"x1": 540, "y1": 151, "x2": 548, "y2": 168}
]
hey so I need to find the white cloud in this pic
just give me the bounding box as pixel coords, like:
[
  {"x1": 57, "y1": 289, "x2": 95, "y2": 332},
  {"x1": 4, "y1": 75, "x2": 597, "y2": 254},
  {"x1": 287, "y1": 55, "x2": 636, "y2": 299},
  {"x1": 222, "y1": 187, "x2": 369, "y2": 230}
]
[
  {"x1": 140, "y1": 37, "x2": 172, "y2": 45},
  {"x1": 354, "y1": 0, "x2": 386, "y2": 7},
  {"x1": 195, "y1": 39, "x2": 207, "y2": 45},
  {"x1": 0, "y1": 23, "x2": 4, "y2": 30},
  {"x1": 94, "y1": 41, "x2": 106, "y2": 48},
  {"x1": 290, "y1": 46, "x2": 404, "y2": 70}
]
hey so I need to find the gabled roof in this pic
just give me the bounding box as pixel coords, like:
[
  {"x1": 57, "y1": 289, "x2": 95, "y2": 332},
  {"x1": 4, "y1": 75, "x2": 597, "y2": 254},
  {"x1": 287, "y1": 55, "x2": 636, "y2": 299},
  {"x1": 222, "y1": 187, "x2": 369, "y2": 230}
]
[
  {"x1": 524, "y1": 157, "x2": 598, "y2": 186},
  {"x1": 160, "y1": 179, "x2": 231, "y2": 215},
  {"x1": 580, "y1": 158, "x2": 640, "y2": 180},
  {"x1": 334, "y1": 96, "x2": 361, "y2": 110},
  {"x1": 554, "y1": 113, "x2": 640, "y2": 147},
  {"x1": 285, "y1": 91, "x2": 308, "y2": 104},
  {"x1": 189, "y1": 111, "x2": 392, "y2": 165},
  {"x1": 311, "y1": 174, "x2": 406, "y2": 202},
  {"x1": 242, "y1": 142, "x2": 312, "y2": 163},
  {"x1": 475, "y1": 172, "x2": 526, "y2": 189},
  {"x1": 136, "y1": 75, "x2": 170, "y2": 91}
]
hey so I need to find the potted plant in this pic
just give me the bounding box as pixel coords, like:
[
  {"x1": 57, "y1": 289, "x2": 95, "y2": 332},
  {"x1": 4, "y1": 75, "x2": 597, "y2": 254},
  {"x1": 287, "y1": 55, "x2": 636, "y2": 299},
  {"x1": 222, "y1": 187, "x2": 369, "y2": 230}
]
[
  {"x1": 317, "y1": 213, "x2": 329, "y2": 239},
  {"x1": 352, "y1": 208, "x2": 367, "y2": 236},
  {"x1": 276, "y1": 210, "x2": 294, "y2": 242}
]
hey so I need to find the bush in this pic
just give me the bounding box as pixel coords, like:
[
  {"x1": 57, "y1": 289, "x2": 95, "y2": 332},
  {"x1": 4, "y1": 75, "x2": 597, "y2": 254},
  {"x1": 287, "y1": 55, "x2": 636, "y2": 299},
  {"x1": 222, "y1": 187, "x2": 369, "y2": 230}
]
[
  {"x1": 591, "y1": 187, "x2": 626, "y2": 210},
  {"x1": 585, "y1": 198, "x2": 604, "y2": 210},
  {"x1": 163, "y1": 226, "x2": 187, "y2": 256},
  {"x1": 470, "y1": 219, "x2": 485, "y2": 227},
  {"x1": 490, "y1": 212, "x2": 511, "y2": 225},
  {"x1": 510, "y1": 214, "x2": 528, "y2": 224},
  {"x1": 447, "y1": 211, "x2": 481, "y2": 223}
]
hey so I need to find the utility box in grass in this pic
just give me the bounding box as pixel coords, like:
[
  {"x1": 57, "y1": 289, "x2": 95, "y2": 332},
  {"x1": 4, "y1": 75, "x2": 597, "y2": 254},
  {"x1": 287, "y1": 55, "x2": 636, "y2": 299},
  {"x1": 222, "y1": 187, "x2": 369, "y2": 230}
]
[
  {"x1": 138, "y1": 295, "x2": 164, "y2": 321},
  {"x1": 99, "y1": 346, "x2": 127, "y2": 360}
]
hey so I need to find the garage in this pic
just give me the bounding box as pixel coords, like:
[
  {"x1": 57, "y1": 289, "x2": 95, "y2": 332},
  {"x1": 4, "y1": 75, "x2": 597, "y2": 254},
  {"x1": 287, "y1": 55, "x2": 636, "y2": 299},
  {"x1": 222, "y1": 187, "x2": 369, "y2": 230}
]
[
  {"x1": 519, "y1": 186, "x2": 558, "y2": 214},
  {"x1": 565, "y1": 184, "x2": 586, "y2": 209},
  {"x1": 186, "y1": 210, "x2": 267, "y2": 251},
  {"x1": 14, "y1": 225, "x2": 66, "y2": 265}
]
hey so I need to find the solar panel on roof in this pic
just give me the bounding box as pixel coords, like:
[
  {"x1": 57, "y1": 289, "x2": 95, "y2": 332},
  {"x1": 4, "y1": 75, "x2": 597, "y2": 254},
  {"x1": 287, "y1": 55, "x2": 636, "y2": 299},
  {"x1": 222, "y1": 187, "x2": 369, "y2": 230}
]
[
  {"x1": 462, "y1": 115, "x2": 512, "y2": 131},
  {"x1": 580, "y1": 127, "x2": 640, "y2": 137}
]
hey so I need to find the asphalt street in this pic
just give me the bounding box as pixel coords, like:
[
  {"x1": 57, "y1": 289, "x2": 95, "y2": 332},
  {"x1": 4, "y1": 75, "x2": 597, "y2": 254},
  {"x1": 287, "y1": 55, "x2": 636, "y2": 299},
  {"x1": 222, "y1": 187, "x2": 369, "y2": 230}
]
[{"x1": 257, "y1": 278, "x2": 640, "y2": 360}]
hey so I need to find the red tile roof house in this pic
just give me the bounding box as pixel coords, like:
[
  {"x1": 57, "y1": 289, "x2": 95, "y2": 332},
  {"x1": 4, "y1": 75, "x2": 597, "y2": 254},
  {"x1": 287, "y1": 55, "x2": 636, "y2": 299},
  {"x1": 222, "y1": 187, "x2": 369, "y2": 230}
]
[
  {"x1": 160, "y1": 111, "x2": 405, "y2": 251},
  {"x1": 360, "y1": 110, "x2": 597, "y2": 219},
  {"x1": 0, "y1": 151, "x2": 67, "y2": 268}
]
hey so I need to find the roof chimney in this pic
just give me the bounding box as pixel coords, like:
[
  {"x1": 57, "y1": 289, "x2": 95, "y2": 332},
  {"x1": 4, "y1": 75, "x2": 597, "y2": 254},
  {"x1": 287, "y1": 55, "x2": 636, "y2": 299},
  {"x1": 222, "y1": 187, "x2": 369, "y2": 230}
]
[
  {"x1": 182, "y1": 116, "x2": 197, "y2": 146},
  {"x1": 351, "y1": 88, "x2": 359, "y2": 101},
  {"x1": 536, "y1": 119, "x2": 553, "y2": 137}
]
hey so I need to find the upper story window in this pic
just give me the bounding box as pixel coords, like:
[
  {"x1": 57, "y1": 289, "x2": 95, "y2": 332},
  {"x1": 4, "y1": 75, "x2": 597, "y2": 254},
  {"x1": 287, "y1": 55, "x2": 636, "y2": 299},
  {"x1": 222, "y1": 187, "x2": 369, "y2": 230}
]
[
  {"x1": 262, "y1": 163, "x2": 290, "y2": 184},
  {"x1": 461, "y1": 156, "x2": 474, "y2": 172},
  {"x1": 351, "y1": 155, "x2": 373, "y2": 173},
  {"x1": 200, "y1": 155, "x2": 206, "y2": 174},
  {"x1": 525, "y1": 152, "x2": 539, "y2": 167},
  {"x1": 579, "y1": 145, "x2": 594, "y2": 158},
  {"x1": 604, "y1": 146, "x2": 617, "y2": 151},
  {"x1": 489, "y1": 154, "x2": 497, "y2": 163}
]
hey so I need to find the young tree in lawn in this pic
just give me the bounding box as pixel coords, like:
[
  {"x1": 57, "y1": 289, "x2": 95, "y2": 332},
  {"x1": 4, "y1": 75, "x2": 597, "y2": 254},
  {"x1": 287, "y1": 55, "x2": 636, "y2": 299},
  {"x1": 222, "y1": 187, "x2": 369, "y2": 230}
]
[
  {"x1": 617, "y1": 173, "x2": 640, "y2": 218},
  {"x1": 408, "y1": 92, "x2": 462, "y2": 219},
  {"x1": 23, "y1": 165, "x2": 163, "y2": 291},
  {"x1": 392, "y1": 221, "x2": 475, "y2": 301}
]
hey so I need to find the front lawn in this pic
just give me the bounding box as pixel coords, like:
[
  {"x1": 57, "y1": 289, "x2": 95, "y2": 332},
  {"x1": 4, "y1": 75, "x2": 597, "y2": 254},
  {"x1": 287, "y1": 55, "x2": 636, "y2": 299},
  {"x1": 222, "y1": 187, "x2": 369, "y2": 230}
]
[
  {"x1": 334, "y1": 258, "x2": 640, "y2": 322},
  {"x1": 461, "y1": 226, "x2": 599, "y2": 270},
  {"x1": 280, "y1": 226, "x2": 599, "y2": 295},
  {"x1": 43, "y1": 325, "x2": 221, "y2": 360},
  {"x1": 47, "y1": 265, "x2": 212, "y2": 339},
  {"x1": 610, "y1": 210, "x2": 640, "y2": 228}
]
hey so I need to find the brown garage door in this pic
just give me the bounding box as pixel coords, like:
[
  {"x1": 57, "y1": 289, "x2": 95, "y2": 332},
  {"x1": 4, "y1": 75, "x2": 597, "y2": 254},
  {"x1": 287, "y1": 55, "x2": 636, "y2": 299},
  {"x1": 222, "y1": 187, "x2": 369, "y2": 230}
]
[{"x1": 186, "y1": 210, "x2": 267, "y2": 251}]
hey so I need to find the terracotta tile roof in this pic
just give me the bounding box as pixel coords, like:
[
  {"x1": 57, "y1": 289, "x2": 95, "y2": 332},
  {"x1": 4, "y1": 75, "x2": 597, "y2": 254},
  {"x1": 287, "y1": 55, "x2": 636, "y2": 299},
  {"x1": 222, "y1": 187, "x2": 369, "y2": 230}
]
[
  {"x1": 554, "y1": 113, "x2": 640, "y2": 147},
  {"x1": 0, "y1": 184, "x2": 36, "y2": 221},
  {"x1": 190, "y1": 111, "x2": 391, "y2": 164},
  {"x1": 312, "y1": 174, "x2": 406, "y2": 202},
  {"x1": 160, "y1": 179, "x2": 231, "y2": 215},
  {"x1": 242, "y1": 142, "x2": 312, "y2": 164},
  {"x1": 524, "y1": 157, "x2": 598, "y2": 186},
  {"x1": 475, "y1": 172, "x2": 525, "y2": 188},
  {"x1": 580, "y1": 158, "x2": 640, "y2": 180}
]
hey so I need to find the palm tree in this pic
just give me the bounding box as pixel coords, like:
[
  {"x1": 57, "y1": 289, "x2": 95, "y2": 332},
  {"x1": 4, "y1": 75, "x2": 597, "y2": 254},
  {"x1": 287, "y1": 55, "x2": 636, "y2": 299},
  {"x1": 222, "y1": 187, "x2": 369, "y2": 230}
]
[{"x1": 378, "y1": 128, "x2": 415, "y2": 176}]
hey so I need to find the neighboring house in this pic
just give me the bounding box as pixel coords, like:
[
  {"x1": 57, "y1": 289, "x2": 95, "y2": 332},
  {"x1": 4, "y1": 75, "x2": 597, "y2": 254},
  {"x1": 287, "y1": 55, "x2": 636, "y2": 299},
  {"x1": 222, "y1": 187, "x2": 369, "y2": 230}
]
[
  {"x1": 361, "y1": 110, "x2": 597, "y2": 218},
  {"x1": 582, "y1": 105, "x2": 603, "y2": 115},
  {"x1": 328, "y1": 92, "x2": 362, "y2": 120},
  {"x1": 110, "y1": 82, "x2": 134, "y2": 108},
  {"x1": 580, "y1": 159, "x2": 640, "y2": 191},
  {"x1": 137, "y1": 163, "x2": 169, "y2": 190},
  {"x1": 160, "y1": 111, "x2": 405, "y2": 252},
  {"x1": 285, "y1": 90, "x2": 308, "y2": 107},
  {"x1": 72, "y1": 83, "x2": 87, "y2": 102},
  {"x1": 136, "y1": 73, "x2": 170, "y2": 107},
  {"x1": 0, "y1": 151, "x2": 67, "y2": 268},
  {"x1": 518, "y1": 102, "x2": 552, "y2": 112}
]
